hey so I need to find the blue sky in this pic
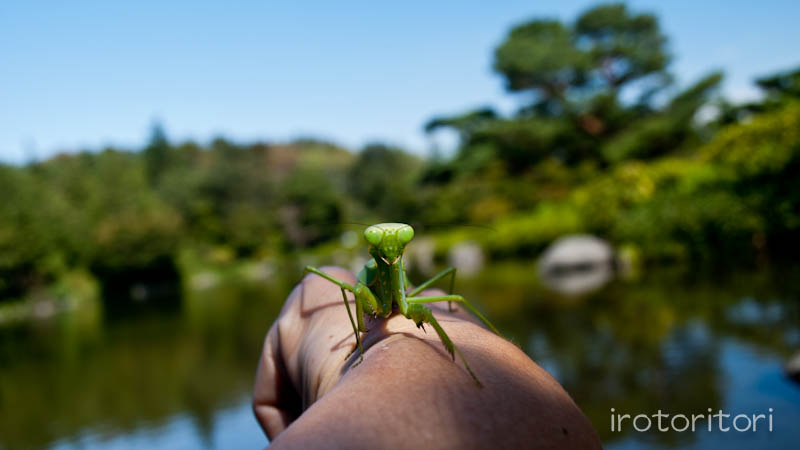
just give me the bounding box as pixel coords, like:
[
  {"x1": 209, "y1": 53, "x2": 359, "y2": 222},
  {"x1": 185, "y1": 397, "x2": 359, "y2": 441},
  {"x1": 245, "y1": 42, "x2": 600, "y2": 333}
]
[{"x1": 1, "y1": 1, "x2": 798, "y2": 163}]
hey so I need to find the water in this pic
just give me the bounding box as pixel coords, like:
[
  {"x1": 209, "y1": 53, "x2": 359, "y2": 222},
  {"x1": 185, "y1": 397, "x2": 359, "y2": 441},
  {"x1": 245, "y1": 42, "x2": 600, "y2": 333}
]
[{"x1": 1, "y1": 263, "x2": 798, "y2": 449}]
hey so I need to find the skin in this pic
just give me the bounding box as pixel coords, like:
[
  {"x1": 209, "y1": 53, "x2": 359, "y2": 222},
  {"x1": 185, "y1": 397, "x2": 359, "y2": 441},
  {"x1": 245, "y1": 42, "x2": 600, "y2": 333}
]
[{"x1": 252, "y1": 265, "x2": 602, "y2": 449}]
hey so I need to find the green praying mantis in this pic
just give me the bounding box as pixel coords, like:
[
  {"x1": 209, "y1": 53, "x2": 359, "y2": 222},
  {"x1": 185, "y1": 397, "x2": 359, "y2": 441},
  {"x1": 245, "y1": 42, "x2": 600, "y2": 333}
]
[{"x1": 304, "y1": 222, "x2": 501, "y2": 386}]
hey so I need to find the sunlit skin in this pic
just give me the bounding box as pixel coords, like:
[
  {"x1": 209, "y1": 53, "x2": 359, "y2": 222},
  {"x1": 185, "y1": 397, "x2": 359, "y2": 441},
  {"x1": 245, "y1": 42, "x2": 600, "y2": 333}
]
[
  {"x1": 304, "y1": 222, "x2": 501, "y2": 385},
  {"x1": 253, "y1": 266, "x2": 603, "y2": 448}
]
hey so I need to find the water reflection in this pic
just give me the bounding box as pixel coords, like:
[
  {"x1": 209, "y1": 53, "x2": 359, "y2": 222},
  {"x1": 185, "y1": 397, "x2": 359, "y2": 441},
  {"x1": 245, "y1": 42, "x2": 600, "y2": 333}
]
[
  {"x1": 0, "y1": 275, "x2": 287, "y2": 450},
  {"x1": 1, "y1": 263, "x2": 799, "y2": 449},
  {"x1": 454, "y1": 263, "x2": 800, "y2": 448}
]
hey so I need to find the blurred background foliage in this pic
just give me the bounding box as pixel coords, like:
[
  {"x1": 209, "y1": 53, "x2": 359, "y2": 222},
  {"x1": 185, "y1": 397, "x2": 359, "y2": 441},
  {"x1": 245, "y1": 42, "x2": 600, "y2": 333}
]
[
  {"x1": 1, "y1": 2, "x2": 799, "y2": 301},
  {"x1": 2, "y1": 3, "x2": 800, "y2": 449}
]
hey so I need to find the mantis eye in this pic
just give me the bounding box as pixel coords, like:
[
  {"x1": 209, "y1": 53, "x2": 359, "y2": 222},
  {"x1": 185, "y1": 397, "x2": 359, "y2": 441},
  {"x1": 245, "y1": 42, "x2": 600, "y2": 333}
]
[
  {"x1": 364, "y1": 227, "x2": 383, "y2": 246},
  {"x1": 397, "y1": 225, "x2": 414, "y2": 244}
]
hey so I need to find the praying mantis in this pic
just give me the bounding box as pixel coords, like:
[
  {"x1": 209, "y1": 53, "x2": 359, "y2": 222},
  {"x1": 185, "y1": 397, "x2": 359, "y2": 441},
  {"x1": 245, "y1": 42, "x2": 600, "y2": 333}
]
[{"x1": 304, "y1": 222, "x2": 501, "y2": 386}]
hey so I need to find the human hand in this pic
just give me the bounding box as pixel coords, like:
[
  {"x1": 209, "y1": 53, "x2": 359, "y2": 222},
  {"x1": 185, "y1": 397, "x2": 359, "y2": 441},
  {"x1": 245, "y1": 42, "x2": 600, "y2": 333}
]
[{"x1": 253, "y1": 266, "x2": 601, "y2": 449}]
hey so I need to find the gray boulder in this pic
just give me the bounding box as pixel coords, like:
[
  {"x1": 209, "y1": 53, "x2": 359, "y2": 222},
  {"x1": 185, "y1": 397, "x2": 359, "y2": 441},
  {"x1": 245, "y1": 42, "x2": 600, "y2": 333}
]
[
  {"x1": 787, "y1": 352, "x2": 800, "y2": 384},
  {"x1": 448, "y1": 241, "x2": 485, "y2": 277},
  {"x1": 538, "y1": 235, "x2": 615, "y2": 295}
]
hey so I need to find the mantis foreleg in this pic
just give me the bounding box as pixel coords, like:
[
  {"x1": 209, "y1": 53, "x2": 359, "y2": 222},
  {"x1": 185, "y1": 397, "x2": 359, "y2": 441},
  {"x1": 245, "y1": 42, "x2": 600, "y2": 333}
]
[
  {"x1": 407, "y1": 294, "x2": 501, "y2": 336},
  {"x1": 340, "y1": 287, "x2": 365, "y2": 365},
  {"x1": 406, "y1": 303, "x2": 481, "y2": 386},
  {"x1": 304, "y1": 266, "x2": 355, "y2": 291},
  {"x1": 305, "y1": 266, "x2": 364, "y2": 365}
]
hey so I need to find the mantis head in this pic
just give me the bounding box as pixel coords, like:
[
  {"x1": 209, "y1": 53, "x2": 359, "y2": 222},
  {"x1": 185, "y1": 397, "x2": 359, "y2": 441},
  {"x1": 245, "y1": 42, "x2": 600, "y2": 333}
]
[{"x1": 364, "y1": 223, "x2": 414, "y2": 265}]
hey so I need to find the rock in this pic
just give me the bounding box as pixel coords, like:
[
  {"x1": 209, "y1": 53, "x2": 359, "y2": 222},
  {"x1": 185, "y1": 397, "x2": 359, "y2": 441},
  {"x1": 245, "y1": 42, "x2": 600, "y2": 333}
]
[
  {"x1": 190, "y1": 272, "x2": 218, "y2": 291},
  {"x1": 538, "y1": 235, "x2": 615, "y2": 295},
  {"x1": 32, "y1": 300, "x2": 57, "y2": 319},
  {"x1": 245, "y1": 261, "x2": 274, "y2": 281},
  {"x1": 130, "y1": 284, "x2": 148, "y2": 302},
  {"x1": 405, "y1": 237, "x2": 436, "y2": 274},
  {"x1": 350, "y1": 256, "x2": 369, "y2": 275},
  {"x1": 539, "y1": 235, "x2": 614, "y2": 272},
  {"x1": 787, "y1": 352, "x2": 800, "y2": 384},
  {"x1": 448, "y1": 241, "x2": 485, "y2": 277}
]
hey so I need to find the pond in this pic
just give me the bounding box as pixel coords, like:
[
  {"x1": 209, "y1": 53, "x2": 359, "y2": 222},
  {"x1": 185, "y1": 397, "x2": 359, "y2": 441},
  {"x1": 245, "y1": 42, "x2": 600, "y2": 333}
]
[{"x1": 1, "y1": 262, "x2": 799, "y2": 449}]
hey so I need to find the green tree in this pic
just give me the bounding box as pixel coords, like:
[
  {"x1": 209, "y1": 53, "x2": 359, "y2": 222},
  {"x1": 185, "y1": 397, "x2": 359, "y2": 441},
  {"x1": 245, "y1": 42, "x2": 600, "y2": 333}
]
[
  {"x1": 278, "y1": 167, "x2": 344, "y2": 248},
  {"x1": 574, "y1": 3, "x2": 668, "y2": 94},
  {"x1": 143, "y1": 123, "x2": 171, "y2": 184},
  {"x1": 0, "y1": 166, "x2": 57, "y2": 297},
  {"x1": 426, "y1": 3, "x2": 715, "y2": 172},
  {"x1": 347, "y1": 144, "x2": 423, "y2": 221},
  {"x1": 494, "y1": 3, "x2": 669, "y2": 119},
  {"x1": 494, "y1": 20, "x2": 588, "y2": 115},
  {"x1": 716, "y1": 65, "x2": 800, "y2": 124}
]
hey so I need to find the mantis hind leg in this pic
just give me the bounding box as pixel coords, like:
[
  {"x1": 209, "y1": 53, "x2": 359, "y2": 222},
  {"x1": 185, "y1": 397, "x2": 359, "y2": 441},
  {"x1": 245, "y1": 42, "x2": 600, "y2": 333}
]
[
  {"x1": 407, "y1": 294, "x2": 501, "y2": 336},
  {"x1": 407, "y1": 267, "x2": 457, "y2": 312},
  {"x1": 406, "y1": 304, "x2": 481, "y2": 386}
]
